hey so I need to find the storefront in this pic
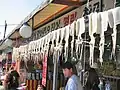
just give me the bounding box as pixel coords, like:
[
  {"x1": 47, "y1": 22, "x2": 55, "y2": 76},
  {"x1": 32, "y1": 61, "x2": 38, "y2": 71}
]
[{"x1": 0, "y1": 0, "x2": 120, "y2": 90}]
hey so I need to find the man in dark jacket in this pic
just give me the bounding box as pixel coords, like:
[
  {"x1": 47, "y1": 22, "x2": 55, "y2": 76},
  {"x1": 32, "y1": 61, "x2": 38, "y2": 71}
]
[{"x1": 84, "y1": 63, "x2": 100, "y2": 90}]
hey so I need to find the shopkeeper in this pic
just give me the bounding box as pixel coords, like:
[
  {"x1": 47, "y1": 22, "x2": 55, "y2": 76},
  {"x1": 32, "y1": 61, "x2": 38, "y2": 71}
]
[{"x1": 62, "y1": 62, "x2": 83, "y2": 90}]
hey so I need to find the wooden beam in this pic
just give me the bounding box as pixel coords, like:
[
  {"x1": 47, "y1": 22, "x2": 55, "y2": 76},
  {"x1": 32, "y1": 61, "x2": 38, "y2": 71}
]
[{"x1": 53, "y1": 0, "x2": 86, "y2": 6}]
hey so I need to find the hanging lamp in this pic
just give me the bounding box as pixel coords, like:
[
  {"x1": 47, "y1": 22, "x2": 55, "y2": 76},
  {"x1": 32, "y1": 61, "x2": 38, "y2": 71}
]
[{"x1": 19, "y1": 23, "x2": 32, "y2": 38}]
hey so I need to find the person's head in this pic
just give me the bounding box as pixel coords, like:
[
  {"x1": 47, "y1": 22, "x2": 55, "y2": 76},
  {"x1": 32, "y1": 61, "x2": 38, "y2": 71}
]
[
  {"x1": 62, "y1": 62, "x2": 74, "y2": 78},
  {"x1": 38, "y1": 61, "x2": 43, "y2": 70}
]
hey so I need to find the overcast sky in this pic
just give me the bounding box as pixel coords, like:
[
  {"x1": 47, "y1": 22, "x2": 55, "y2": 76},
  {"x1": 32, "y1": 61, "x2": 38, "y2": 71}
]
[{"x1": 0, "y1": 0, "x2": 44, "y2": 39}]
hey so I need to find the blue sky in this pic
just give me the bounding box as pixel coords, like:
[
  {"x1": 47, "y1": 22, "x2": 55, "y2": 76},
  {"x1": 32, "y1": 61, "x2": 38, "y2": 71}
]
[{"x1": 0, "y1": 0, "x2": 44, "y2": 39}]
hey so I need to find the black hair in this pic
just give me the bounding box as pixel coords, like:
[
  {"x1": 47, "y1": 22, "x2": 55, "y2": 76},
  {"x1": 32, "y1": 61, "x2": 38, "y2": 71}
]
[
  {"x1": 62, "y1": 62, "x2": 73, "y2": 69},
  {"x1": 6, "y1": 70, "x2": 20, "y2": 89}
]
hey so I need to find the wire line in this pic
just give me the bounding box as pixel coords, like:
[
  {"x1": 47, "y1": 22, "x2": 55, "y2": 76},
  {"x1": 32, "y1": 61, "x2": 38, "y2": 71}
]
[{"x1": 0, "y1": 24, "x2": 19, "y2": 27}]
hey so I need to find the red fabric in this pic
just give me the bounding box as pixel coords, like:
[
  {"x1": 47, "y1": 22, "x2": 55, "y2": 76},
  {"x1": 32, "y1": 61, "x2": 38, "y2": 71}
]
[{"x1": 42, "y1": 55, "x2": 48, "y2": 87}]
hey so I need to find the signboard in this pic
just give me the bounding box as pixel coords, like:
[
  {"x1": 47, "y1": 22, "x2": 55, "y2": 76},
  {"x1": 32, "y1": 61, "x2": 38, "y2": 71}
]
[
  {"x1": 32, "y1": 0, "x2": 100, "y2": 38},
  {"x1": 20, "y1": 0, "x2": 115, "y2": 44},
  {"x1": 22, "y1": 0, "x2": 101, "y2": 43},
  {"x1": 31, "y1": 11, "x2": 78, "y2": 40},
  {"x1": 42, "y1": 55, "x2": 48, "y2": 87}
]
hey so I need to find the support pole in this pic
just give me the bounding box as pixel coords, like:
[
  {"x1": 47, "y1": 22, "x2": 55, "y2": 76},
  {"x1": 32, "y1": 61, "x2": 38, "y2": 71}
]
[
  {"x1": 53, "y1": 50, "x2": 59, "y2": 90},
  {"x1": 3, "y1": 20, "x2": 7, "y2": 39},
  {"x1": 100, "y1": 0, "x2": 103, "y2": 12}
]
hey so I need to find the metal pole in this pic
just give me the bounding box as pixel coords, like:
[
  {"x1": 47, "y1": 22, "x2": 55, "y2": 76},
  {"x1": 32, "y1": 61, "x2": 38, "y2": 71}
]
[
  {"x1": 3, "y1": 20, "x2": 7, "y2": 39},
  {"x1": 100, "y1": 0, "x2": 103, "y2": 12},
  {"x1": 53, "y1": 50, "x2": 58, "y2": 90}
]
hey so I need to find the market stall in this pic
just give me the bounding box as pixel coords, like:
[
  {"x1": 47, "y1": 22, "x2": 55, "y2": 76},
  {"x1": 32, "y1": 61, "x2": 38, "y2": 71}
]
[{"x1": 2, "y1": 0, "x2": 120, "y2": 90}]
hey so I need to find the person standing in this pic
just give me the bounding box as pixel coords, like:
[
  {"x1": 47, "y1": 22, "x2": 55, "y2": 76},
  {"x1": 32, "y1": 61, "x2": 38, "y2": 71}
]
[
  {"x1": 62, "y1": 61, "x2": 83, "y2": 90},
  {"x1": 83, "y1": 63, "x2": 100, "y2": 90},
  {"x1": 5, "y1": 67, "x2": 20, "y2": 90}
]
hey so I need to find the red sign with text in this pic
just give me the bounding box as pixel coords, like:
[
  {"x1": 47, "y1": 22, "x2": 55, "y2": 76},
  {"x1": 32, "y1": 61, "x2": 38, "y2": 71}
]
[{"x1": 42, "y1": 55, "x2": 48, "y2": 87}]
